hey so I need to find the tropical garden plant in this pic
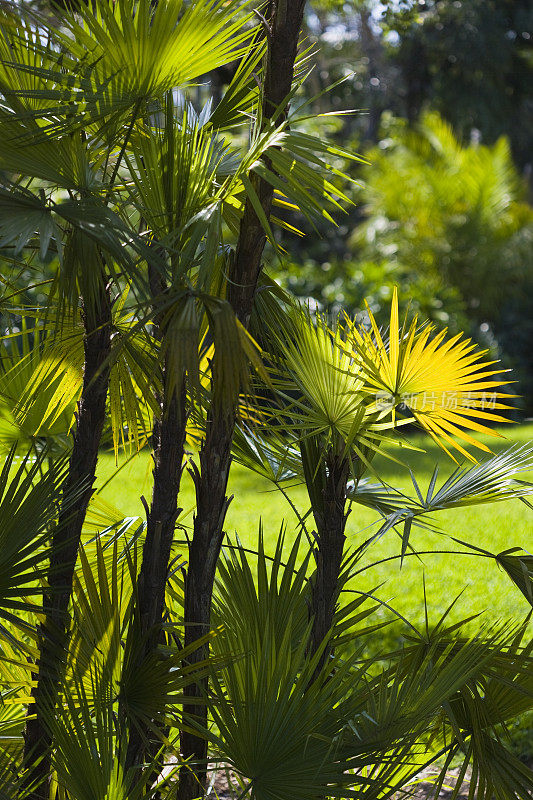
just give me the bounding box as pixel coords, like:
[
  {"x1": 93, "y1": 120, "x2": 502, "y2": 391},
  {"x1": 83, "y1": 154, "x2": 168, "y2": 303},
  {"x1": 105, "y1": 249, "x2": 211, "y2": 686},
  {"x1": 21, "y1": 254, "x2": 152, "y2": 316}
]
[{"x1": 0, "y1": 2, "x2": 532, "y2": 800}]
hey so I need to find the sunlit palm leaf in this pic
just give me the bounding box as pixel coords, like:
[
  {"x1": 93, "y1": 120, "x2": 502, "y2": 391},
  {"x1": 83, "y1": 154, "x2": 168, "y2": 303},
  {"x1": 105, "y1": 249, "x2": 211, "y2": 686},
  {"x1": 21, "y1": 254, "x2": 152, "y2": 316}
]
[
  {"x1": 343, "y1": 287, "x2": 515, "y2": 461},
  {"x1": 125, "y1": 97, "x2": 229, "y2": 250},
  {"x1": 0, "y1": 446, "x2": 82, "y2": 641},
  {"x1": 347, "y1": 444, "x2": 533, "y2": 565},
  {"x1": 3, "y1": 0, "x2": 255, "y2": 143},
  {"x1": 231, "y1": 424, "x2": 301, "y2": 484},
  {"x1": 0, "y1": 322, "x2": 77, "y2": 452},
  {"x1": 6, "y1": 302, "x2": 159, "y2": 460}
]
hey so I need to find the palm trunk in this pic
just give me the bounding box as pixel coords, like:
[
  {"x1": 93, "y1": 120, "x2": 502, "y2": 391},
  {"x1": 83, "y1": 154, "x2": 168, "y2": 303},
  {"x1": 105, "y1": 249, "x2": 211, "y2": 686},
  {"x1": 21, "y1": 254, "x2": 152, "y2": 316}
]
[
  {"x1": 179, "y1": 412, "x2": 233, "y2": 800},
  {"x1": 22, "y1": 287, "x2": 112, "y2": 799},
  {"x1": 308, "y1": 453, "x2": 350, "y2": 672},
  {"x1": 178, "y1": 4, "x2": 307, "y2": 799},
  {"x1": 124, "y1": 259, "x2": 188, "y2": 779},
  {"x1": 124, "y1": 372, "x2": 187, "y2": 774}
]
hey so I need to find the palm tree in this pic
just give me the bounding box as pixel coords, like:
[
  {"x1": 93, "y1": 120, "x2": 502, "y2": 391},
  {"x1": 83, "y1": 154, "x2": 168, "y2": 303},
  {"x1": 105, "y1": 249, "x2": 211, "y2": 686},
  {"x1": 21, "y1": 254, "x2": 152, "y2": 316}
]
[
  {"x1": 1, "y1": 3, "x2": 532, "y2": 799},
  {"x1": 232, "y1": 290, "x2": 533, "y2": 665},
  {"x1": 1, "y1": 0, "x2": 358, "y2": 792},
  {"x1": 0, "y1": 1, "x2": 255, "y2": 793}
]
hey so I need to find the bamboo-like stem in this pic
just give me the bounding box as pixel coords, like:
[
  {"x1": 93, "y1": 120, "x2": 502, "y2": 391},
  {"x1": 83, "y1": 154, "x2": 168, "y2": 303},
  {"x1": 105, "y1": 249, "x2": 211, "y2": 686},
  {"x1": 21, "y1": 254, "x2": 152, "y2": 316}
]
[
  {"x1": 123, "y1": 369, "x2": 187, "y2": 774},
  {"x1": 178, "y1": 410, "x2": 234, "y2": 800}
]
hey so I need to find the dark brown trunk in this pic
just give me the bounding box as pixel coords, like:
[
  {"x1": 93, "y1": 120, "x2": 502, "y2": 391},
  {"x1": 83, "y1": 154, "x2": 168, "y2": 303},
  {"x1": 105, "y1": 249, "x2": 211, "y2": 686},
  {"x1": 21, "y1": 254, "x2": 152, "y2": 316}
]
[
  {"x1": 22, "y1": 287, "x2": 112, "y2": 799},
  {"x1": 124, "y1": 373, "x2": 187, "y2": 775},
  {"x1": 179, "y1": 413, "x2": 233, "y2": 799},
  {"x1": 228, "y1": 0, "x2": 307, "y2": 326},
  {"x1": 178, "y1": 4, "x2": 307, "y2": 799},
  {"x1": 123, "y1": 258, "x2": 188, "y2": 788},
  {"x1": 309, "y1": 454, "x2": 350, "y2": 672}
]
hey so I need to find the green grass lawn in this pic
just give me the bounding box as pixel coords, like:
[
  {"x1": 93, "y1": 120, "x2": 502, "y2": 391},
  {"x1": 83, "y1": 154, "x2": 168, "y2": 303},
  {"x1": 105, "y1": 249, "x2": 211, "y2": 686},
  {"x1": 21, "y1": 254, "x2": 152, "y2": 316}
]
[
  {"x1": 96, "y1": 422, "x2": 533, "y2": 637},
  {"x1": 93, "y1": 422, "x2": 533, "y2": 760}
]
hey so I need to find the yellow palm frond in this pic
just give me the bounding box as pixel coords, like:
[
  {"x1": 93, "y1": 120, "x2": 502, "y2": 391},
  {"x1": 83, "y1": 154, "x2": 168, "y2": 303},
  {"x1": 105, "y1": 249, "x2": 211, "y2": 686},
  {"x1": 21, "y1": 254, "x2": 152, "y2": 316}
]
[{"x1": 344, "y1": 287, "x2": 515, "y2": 461}]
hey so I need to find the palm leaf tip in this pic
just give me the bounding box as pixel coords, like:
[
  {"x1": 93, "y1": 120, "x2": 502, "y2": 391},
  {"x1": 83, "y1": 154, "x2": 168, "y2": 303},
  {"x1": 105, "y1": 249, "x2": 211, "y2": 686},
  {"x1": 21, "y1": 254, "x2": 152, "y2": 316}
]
[{"x1": 346, "y1": 286, "x2": 516, "y2": 461}]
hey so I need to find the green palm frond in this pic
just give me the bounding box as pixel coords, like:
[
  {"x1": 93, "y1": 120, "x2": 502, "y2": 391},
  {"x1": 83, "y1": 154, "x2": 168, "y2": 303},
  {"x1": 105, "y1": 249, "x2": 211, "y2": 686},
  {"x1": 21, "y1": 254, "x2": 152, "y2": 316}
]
[
  {"x1": 495, "y1": 549, "x2": 533, "y2": 606},
  {"x1": 208, "y1": 29, "x2": 266, "y2": 131},
  {"x1": 0, "y1": 446, "x2": 80, "y2": 642},
  {"x1": 0, "y1": 10, "x2": 75, "y2": 141},
  {"x1": 40, "y1": 523, "x2": 218, "y2": 793},
  {"x1": 3, "y1": 299, "x2": 159, "y2": 460},
  {"x1": 2, "y1": 316, "x2": 82, "y2": 442},
  {"x1": 346, "y1": 444, "x2": 533, "y2": 565},
  {"x1": 68, "y1": 536, "x2": 132, "y2": 713},
  {"x1": 107, "y1": 296, "x2": 161, "y2": 459},
  {"x1": 0, "y1": 747, "x2": 33, "y2": 799},
  {"x1": 219, "y1": 114, "x2": 360, "y2": 243},
  {"x1": 209, "y1": 533, "x2": 533, "y2": 800},
  {"x1": 0, "y1": 321, "x2": 77, "y2": 453},
  {"x1": 252, "y1": 125, "x2": 361, "y2": 228},
  {"x1": 213, "y1": 529, "x2": 312, "y2": 656},
  {"x1": 48, "y1": 669, "x2": 150, "y2": 800},
  {"x1": 0, "y1": 184, "x2": 154, "y2": 295},
  {"x1": 431, "y1": 627, "x2": 533, "y2": 800},
  {"x1": 347, "y1": 478, "x2": 415, "y2": 517},
  {"x1": 125, "y1": 96, "x2": 230, "y2": 248},
  {"x1": 0, "y1": 686, "x2": 25, "y2": 763},
  {"x1": 0, "y1": 185, "x2": 62, "y2": 262},
  {"x1": 246, "y1": 308, "x2": 411, "y2": 479},
  {"x1": 153, "y1": 289, "x2": 253, "y2": 413},
  {"x1": 120, "y1": 618, "x2": 215, "y2": 741},
  {"x1": 0, "y1": 108, "x2": 99, "y2": 191},
  {"x1": 464, "y1": 734, "x2": 533, "y2": 800},
  {"x1": 191, "y1": 292, "x2": 263, "y2": 412},
  {"x1": 444, "y1": 537, "x2": 533, "y2": 608},
  {"x1": 231, "y1": 424, "x2": 301, "y2": 484},
  {"x1": 3, "y1": 0, "x2": 255, "y2": 142},
  {"x1": 410, "y1": 442, "x2": 533, "y2": 511}
]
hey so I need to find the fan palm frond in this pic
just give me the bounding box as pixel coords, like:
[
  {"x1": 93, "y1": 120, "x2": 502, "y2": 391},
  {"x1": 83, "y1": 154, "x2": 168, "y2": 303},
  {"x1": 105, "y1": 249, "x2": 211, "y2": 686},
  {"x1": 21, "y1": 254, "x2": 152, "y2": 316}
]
[
  {"x1": 0, "y1": 322, "x2": 77, "y2": 453},
  {"x1": 126, "y1": 97, "x2": 229, "y2": 248},
  {"x1": 346, "y1": 443, "x2": 533, "y2": 566},
  {"x1": 2, "y1": 299, "x2": 159, "y2": 461},
  {"x1": 212, "y1": 529, "x2": 313, "y2": 655},
  {"x1": 48, "y1": 669, "x2": 150, "y2": 800},
  {"x1": 0, "y1": 446, "x2": 81, "y2": 643},
  {"x1": 258, "y1": 309, "x2": 408, "y2": 468},
  {"x1": 343, "y1": 287, "x2": 515, "y2": 461},
  {"x1": 209, "y1": 533, "x2": 533, "y2": 800},
  {"x1": 3, "y1": 0, "x2": 255, "y2": 143},
  {"x1": 231, "y1": 424, "x2": 301, "y2": 484}
]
